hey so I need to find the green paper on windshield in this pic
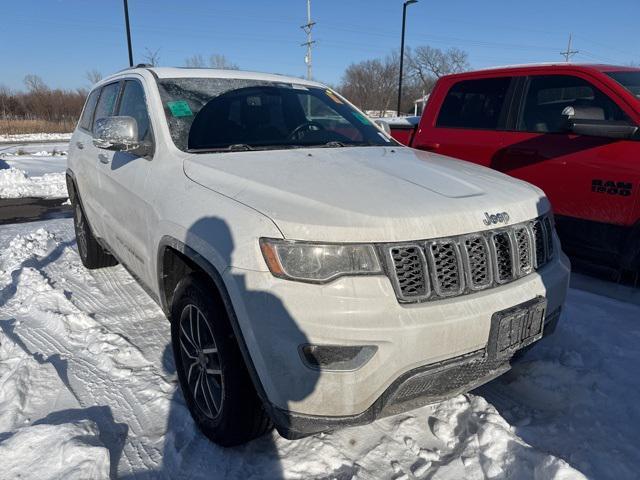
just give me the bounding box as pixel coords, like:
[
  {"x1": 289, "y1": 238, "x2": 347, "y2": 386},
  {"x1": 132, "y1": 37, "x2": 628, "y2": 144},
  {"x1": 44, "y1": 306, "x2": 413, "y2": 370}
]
[
  {"x1": 352, "y1": 111, "x2": 370, "y2": 125},
  {"x1": 167, "y1": 100, "x2": 193, "y2": 117}
]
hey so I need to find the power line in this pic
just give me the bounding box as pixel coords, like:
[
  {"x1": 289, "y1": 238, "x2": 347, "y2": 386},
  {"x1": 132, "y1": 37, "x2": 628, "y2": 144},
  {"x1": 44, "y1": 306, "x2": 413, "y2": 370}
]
[
  {"x1": 301, "y1": 0, "x2": 316, "y2": 80},
  {"x1": 560, "y1": 33, "x2": 579, "y2": 62}
]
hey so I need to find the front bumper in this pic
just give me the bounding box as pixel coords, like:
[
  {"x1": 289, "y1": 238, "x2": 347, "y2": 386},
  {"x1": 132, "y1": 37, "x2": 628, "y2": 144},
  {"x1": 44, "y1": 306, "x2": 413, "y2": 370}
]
[{"x1": 224, "y1": 250, "x2": 570, "y2": 437}]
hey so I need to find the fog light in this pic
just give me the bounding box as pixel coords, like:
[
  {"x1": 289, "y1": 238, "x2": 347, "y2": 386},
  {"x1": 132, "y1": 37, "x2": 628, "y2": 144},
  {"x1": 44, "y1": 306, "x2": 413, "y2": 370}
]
[{"x1": 299, "y1": 344, "x2": 377, "y2": 371}]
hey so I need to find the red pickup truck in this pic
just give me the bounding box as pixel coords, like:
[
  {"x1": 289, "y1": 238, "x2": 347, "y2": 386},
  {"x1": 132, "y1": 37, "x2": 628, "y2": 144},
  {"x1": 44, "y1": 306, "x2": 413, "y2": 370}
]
[{"x1": 388, "y1": 64, "x2": 640, "y2": 273}]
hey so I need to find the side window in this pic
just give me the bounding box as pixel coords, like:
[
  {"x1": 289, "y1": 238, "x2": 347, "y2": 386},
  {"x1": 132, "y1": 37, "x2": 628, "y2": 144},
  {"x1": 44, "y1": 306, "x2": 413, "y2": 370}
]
[
  {"x1": 518, "y1": 75, "x2": 629, "y2": 133},
  {"x1": 117, "y1": 80, "x2": 152, "y2": 141},
  {"x1": 92, "y1": 82, "x2": 121, "y2": 132},
  {"x1": 436, "y1": 77, "x2": 511, "y2": 130},
  {"x1": 79, "y1": 88, "x2": 100, "y2": 131}
]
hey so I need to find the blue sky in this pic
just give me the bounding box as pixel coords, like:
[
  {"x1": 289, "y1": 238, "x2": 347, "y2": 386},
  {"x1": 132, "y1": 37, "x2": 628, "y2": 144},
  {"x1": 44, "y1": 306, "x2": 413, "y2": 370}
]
[{"x1": 1, "y1": 0, "x2": 638, "y2": 90}]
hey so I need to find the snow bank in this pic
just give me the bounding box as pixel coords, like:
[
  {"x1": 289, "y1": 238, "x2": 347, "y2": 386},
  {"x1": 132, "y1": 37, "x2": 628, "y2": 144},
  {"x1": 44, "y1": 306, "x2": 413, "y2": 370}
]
[
  {"x1": 3, "y1": 149, "x2": 67, "y2": 157},
  {"x1": 0, "y1": 167, "x2": 67, "y2": 198},
  {"x1": 0, "y1": 133, "x2": 72, "y2": 143},
  {"x1": 0, "y1": 421, "x2": 110, "y2": 480}
]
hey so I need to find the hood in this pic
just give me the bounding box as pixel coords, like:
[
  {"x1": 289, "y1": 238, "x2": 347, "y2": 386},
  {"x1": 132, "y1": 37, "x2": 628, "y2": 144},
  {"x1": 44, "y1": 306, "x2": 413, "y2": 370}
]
[{"x1": 183, "y1": 146, "x2": 549, "y2": 242}]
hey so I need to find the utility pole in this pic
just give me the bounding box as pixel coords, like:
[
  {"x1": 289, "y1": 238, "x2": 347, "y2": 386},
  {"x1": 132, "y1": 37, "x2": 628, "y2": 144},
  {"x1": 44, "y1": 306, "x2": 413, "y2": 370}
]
[
  {"x1": 560, "y1": 33, "x2": 579, "y2": 63},
  {"x1": 397, "y1": 0, "x2": 417, "y2": 116},
  {"x1": 301, "y1": 0, "x2": 316, "y2": 80},
  {"x1": 123, "y1": 0, "x2": 134, "y2": 67}
]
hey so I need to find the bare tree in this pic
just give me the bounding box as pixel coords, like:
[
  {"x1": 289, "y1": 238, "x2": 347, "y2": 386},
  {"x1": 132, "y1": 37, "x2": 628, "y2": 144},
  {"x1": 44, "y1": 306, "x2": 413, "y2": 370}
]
[
  {"x1": 184, "y1": 53, "x2": 239, "y2": 70},
  {"x1": 85, "y1": 69, "x2": 103, "y2": 85},
  {"x1": 338, "y1": 51, "x2": 404, "y2": 115},
  {"x1": 408, "y1": 46, "x2": 469, "y2": 91},
  {"x1": 208, "y1": 54, "x2": 239, "y2": 70},
  {"x1": 142, "y1": 47, "x2": 161, "y2": 66},
  {"x1": 184, "y1": 54, "x2": 206, "y2": 68},
  {"x1": 23, "y1": 74, "x2": 47, "y2": 93}
]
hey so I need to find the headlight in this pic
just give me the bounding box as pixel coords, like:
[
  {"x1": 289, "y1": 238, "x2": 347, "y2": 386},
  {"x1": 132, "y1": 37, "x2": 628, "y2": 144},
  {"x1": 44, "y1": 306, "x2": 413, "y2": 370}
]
[{"x1": 260, "y1": 238, "x2": 382, "y2": 283}]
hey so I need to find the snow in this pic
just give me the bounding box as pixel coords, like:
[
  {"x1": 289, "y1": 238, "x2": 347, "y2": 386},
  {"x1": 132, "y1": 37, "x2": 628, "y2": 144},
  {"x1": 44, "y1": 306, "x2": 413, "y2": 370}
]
[
  {"x1": 0, "y1": 133, "x2": 72, "y2": 143},
  {"x1": 0, "y1": 218, "x2": 637, "y2": 479},
  {"x1": 0, "y1": 168, "x2": 67, "y2": 198},
  {"x1": 0, "y1": 143, "x2": 68, "y2": 198}
]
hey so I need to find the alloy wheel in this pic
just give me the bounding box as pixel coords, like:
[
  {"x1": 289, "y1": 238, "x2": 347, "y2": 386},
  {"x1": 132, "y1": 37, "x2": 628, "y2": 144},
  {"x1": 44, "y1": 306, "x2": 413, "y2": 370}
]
[
  {"x1": 75, "y1": 204, "x2": 88, "y2": 257},
  {"x1": 178, "y1": 304, "x2": 224, "y2": 419}
]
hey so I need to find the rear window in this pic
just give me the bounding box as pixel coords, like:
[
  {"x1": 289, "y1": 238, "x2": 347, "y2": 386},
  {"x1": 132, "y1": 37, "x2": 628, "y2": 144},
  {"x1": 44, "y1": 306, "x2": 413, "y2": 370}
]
[
  {"x1": 79, "y1": 89, "x2": 100, "y2": 131},
  {"x1": 606, "y1": 71, "x2": 640, "y2": 99},
  {"x1": 436, "y1": 77, "x2": 511, "y2": 130}
]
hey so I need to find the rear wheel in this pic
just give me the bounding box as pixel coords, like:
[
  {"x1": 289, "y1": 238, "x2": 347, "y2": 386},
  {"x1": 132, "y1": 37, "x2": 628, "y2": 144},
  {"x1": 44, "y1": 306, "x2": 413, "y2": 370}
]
[
  {"x1": 72, "y1": 197, "x2": 117, "y2": 269},
  {"x1": 170, "y1": 274, "x2": 272, "y2": 446}
]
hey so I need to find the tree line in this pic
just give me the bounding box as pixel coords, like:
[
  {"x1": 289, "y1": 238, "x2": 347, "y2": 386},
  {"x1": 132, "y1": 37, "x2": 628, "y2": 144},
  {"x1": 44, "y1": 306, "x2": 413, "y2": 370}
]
[
  {"x1": 0, "y1": 75, "x2": 87, "y2": 134},
  {"x1": 0, "y1": 46, "x2": 468, "y2": 135},
  {"x1": 337, "y1": 45, "x2": 469, "y2": 116}
]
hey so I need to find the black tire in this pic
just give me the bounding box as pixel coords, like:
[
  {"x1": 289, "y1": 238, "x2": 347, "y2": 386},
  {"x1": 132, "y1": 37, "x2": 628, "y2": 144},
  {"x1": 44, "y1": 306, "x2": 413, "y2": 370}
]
[
  {"x1": 170, "y1": 274, "x2": 272, "y2": 446},
  {"x1": 71, "y1": 196, "x2": 118, "y2": 269}
]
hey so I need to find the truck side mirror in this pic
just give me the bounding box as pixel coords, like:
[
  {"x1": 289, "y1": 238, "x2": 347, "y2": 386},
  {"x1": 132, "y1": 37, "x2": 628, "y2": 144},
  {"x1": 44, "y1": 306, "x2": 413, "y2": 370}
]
[{"x1": 562, "y1": 106, "x2": 638, "y2": 140}]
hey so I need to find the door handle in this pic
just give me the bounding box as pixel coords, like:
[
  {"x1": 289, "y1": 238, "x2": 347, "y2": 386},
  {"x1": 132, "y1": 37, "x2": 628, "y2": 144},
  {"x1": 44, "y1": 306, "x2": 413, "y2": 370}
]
[
  {"x1": 98, "y1": 153, "x2": 110, "y2": 164},
  {"x1": 76, "y1": 141, "x2": 84, "y2": 150}
]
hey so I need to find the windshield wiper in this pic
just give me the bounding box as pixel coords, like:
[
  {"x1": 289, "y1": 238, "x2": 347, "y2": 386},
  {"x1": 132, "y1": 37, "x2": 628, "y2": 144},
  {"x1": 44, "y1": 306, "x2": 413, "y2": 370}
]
[
  {"x1": 322, "y1": 141, "x2": 348, "y2": 148},
  {"x1": 227, "y1": 144, "x2": 254, "y2": 151},
  {"x1": 188, "y1": 144, "x2": 255, "y2": 153}
]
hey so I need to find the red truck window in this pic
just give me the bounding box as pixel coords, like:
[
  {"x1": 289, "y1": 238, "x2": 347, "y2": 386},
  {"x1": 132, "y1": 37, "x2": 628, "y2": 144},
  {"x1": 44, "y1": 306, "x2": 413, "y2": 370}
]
[
  {"x1": 436, "y1": 77, "x2": 511, "y2": 130},
  {"x1": 517, "y1": 75, "x2": 629, "y2": 133}
]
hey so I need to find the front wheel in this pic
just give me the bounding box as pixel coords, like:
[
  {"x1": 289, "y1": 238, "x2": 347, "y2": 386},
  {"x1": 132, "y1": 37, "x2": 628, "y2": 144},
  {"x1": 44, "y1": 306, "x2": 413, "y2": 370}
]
[{"x1": 170, "y1": 274, "x2": 272, "y2": 446}]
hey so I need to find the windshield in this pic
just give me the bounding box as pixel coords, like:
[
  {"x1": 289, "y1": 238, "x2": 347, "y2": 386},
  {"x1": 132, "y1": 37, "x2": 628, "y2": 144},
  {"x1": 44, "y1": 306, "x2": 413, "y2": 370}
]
[
  {"x1": 156, "y1": 77, "x2": 394, "y2": 152},
  {"x1": 606, "y1": 71, "x2": 640, "y2": 99}
]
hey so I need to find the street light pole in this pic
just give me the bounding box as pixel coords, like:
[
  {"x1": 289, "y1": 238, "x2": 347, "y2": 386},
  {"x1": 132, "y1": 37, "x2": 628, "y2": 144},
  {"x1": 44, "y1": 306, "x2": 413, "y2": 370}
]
[
  {"x1": 123, "y1": 0, "x2": 134, "y2": 67},
  {"x1": 397, "y1": 0, "x2": 417, "y2": 116}
]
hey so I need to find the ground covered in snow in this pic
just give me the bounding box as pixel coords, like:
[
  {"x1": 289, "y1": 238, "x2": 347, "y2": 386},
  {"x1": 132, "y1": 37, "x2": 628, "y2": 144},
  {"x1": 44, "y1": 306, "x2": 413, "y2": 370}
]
[
  {"x1": 0, "y1": 218, "x2": 637, "y2": 479},
  {"x1": 0, "y1": 142, "x2": 68, "y2": 199},
  {"x1": 0, "y1": 133, "x2": 72, "y2": 143}
]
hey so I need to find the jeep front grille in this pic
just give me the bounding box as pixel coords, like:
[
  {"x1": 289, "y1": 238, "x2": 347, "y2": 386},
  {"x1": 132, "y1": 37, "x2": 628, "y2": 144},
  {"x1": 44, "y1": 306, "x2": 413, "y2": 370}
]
[{"x1": 384, "y1": 215, "x2": 555, "y2": 303}]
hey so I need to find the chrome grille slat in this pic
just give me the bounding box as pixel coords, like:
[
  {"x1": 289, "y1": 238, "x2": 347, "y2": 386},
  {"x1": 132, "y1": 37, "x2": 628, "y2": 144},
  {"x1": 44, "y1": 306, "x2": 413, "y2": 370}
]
[
  {"x1": 531, "y1": 219, "x2": 546, "y2": 268},
  {"x1": 491, "y1": 231, "x2": 515, "y2": 283},
  {"x1": 386, "y1": 215, "x2": 554, "y2": 303},
  {"x1": 427, "y1": 241, "x2": 464, "y2": 296},
  {"x1": 513, "y1": 226, "x2": 533, "y2": 275},
  {"x1": 462, "y1": 235, "x2": 492, "y2": 290},
  {"x1": 387, "y1": 244, "x2": 429, "y2": 301},
  {"x1": 543, "y1": 216, "x2": 554, "y2": 259}
]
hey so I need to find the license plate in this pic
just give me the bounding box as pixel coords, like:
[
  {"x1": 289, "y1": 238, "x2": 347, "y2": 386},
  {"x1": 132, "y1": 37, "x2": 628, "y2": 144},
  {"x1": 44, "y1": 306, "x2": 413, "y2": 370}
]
[{"x1": 487, "y1": 296, "x2": 546, "y2": 359}]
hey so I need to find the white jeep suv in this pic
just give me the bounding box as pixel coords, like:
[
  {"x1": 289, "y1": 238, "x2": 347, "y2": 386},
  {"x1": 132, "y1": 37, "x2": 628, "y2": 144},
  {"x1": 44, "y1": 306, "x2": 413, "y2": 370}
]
[{"x1": 67, "y1": 66, "x2": 570, "y2": 446}]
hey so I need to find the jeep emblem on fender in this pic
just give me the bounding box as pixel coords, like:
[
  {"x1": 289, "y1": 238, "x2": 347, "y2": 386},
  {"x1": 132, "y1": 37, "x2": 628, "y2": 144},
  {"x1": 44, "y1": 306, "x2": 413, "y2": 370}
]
[{"x1": 483, "y1": 212, "x2": 510, "y2": 225}]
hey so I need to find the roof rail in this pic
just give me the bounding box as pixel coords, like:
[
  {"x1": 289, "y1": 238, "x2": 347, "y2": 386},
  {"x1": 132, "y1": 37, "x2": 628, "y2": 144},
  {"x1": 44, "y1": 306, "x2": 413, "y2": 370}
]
[{"x1": 115, "y1": 63, "x2": 154, "y2": 73}]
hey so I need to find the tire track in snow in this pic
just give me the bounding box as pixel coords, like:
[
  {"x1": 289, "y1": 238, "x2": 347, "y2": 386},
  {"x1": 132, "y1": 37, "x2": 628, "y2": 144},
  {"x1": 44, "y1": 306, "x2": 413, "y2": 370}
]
[{"x1": 0, "y1": 231, "x2": 174, "y2": 475}]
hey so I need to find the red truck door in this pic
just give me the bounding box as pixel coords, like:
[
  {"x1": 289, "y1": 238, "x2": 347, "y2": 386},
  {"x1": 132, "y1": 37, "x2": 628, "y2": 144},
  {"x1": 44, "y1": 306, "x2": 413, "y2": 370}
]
[
  {"x1": 493, "y1": 73, "x2": 639, "y2": 228},
  {"x1": 413, "y1": 76, "x2": 515, "y2": 167}
]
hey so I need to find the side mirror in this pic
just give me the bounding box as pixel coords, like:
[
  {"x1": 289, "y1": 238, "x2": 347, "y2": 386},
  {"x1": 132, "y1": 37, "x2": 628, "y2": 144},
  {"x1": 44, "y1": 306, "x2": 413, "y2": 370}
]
[
  {"x1": 562, "y1": 106, "x2": 638, "y2": 140},
  {"x1": 93, "y1": 116, "x2": 151, "y2": 154}
]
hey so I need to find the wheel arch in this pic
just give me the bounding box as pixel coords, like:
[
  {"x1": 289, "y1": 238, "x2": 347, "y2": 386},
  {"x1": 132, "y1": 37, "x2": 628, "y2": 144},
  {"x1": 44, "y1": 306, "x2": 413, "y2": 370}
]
[
  {"x1": 157, "y1": 236, "x2": 277, "y2": 420},
  {"x1": 65, "y1": 168, "x2": 78, "y2": 202}
]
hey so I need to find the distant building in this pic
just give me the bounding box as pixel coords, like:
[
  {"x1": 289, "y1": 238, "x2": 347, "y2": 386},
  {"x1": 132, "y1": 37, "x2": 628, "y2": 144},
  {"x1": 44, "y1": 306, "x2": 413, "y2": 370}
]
[{"x1": 365, "y1": 109, "x2": 399, "y2": 118}]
